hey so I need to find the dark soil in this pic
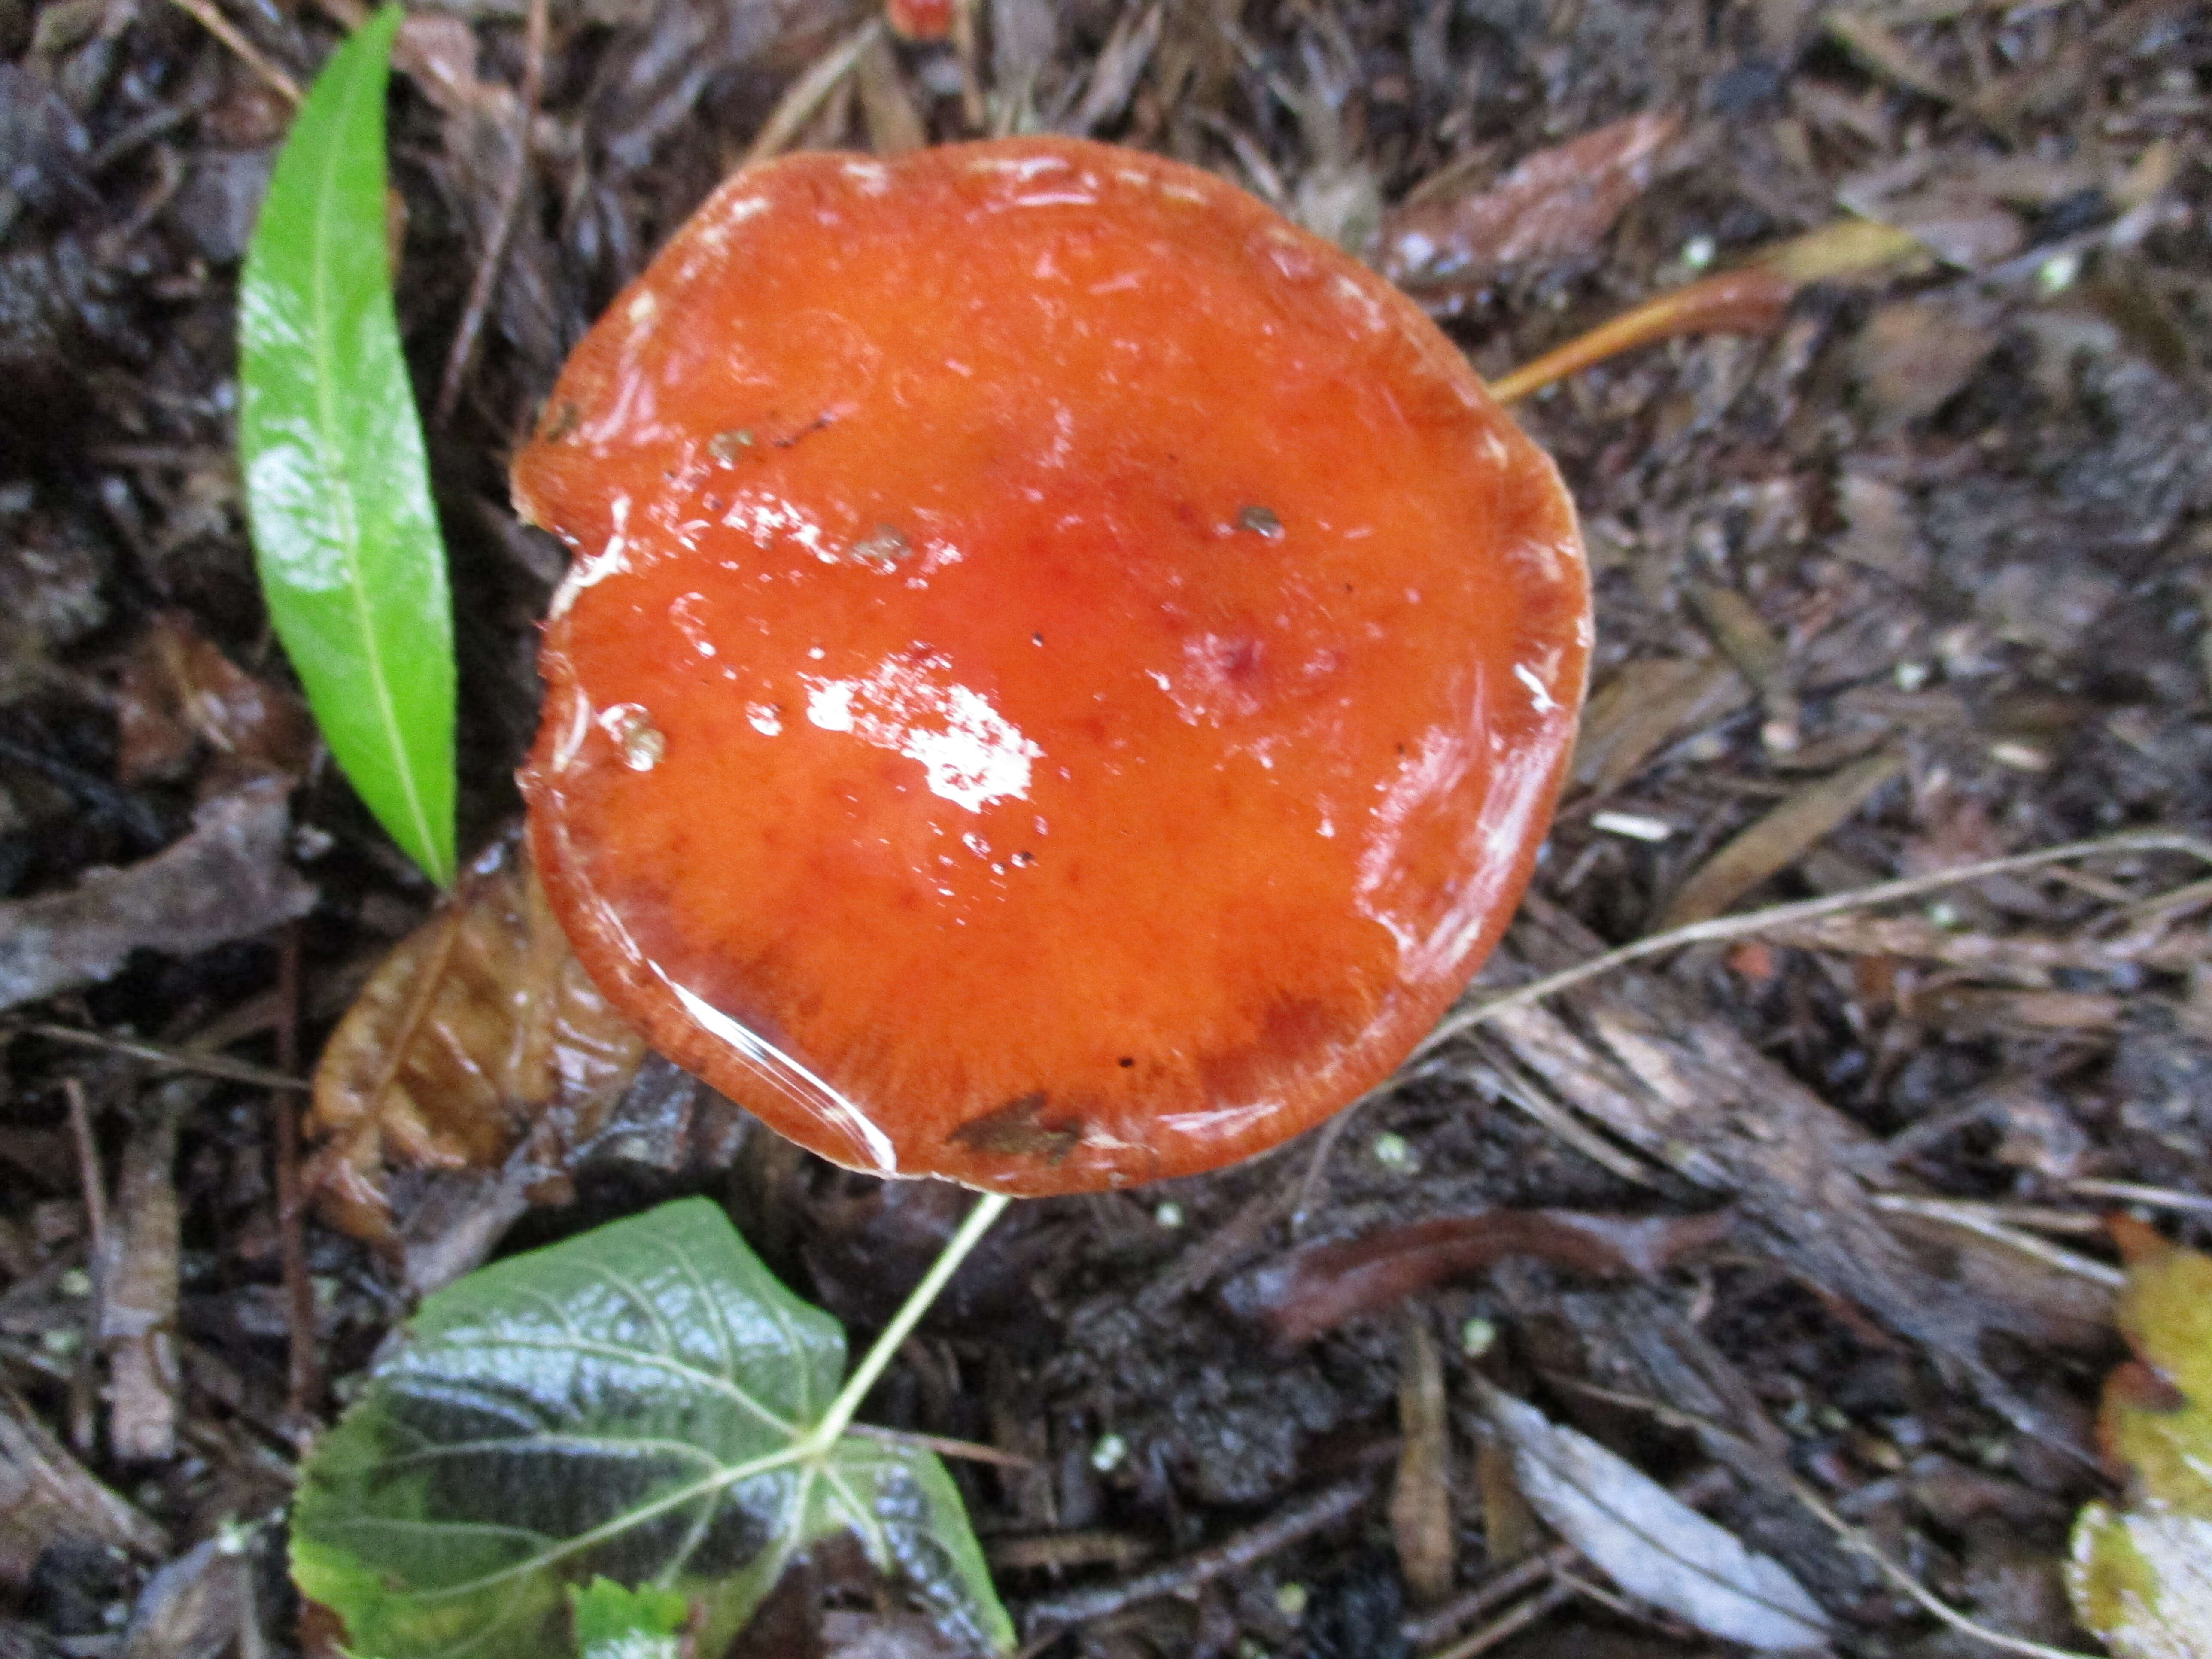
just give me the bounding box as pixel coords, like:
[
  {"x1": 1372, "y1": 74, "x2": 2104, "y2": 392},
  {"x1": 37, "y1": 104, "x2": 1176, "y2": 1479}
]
[{"x1": 3, "y1": 3, "x2": 2209, "y2": 1657}]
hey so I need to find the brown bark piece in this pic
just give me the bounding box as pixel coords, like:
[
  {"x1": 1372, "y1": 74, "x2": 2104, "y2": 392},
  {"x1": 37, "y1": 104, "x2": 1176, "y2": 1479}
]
[
  {"x1": 1466, "y1": 896, "x2": 2066, "y2": 1446},
  {"x1": 97, "y1": 1091, "x2": 184, "y2": 1465}
]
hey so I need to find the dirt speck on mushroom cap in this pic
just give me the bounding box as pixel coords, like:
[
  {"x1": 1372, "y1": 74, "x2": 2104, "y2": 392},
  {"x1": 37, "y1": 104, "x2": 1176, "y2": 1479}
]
[{"x1": 515, "y1": 137, "x2": 1589, "y2": 1195}]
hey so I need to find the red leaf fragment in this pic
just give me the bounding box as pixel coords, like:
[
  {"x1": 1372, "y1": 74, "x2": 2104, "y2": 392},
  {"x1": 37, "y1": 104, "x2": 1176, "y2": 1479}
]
[{"x1": 1224, "y1": 1207, "x2": 1734, "y2": 1346}]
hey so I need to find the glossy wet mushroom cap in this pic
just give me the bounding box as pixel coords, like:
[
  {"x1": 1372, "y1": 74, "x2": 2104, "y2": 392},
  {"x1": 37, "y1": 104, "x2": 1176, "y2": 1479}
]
[{"x1": 514, "y1": 137, "x2": 1589, "y2": 1195}]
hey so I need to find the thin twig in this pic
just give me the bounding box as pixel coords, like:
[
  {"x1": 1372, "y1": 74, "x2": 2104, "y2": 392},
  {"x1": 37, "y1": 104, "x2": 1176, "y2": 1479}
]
[
  {"x1": 1402, "y1": 1540, "x2": 1577, "y2": 1648},
  {"x1": 1423, "y1": 1581, "x2": 1576, "y2": 1659},
  {"x1": 273, "y1": 923, "x2": 321, "y2": 1426},
  {"x1": 1790, "y1": 1478, "x2": 2101, "y2": 1659},
  {"x1": 434, "y1": 0, "x2": 549, "y2": 427},
  {"x1": 1866, "y1": 1194, "x2": 2126, "y2": 1287},
  {"x1": 1291, "y1": 1105, "x2": 1358, "y2": 1237},
  {"x1": 2067, "y1": 1177, "x2": 2212, "y2": 1217},
  {"x1": 64, "y1": 1079, "x2": 110, "y2": 1263},
  {"x1": 843, "y1": 1422, "x2": 1037, "y2": 1468},
  {"x1": 1419, "y1": 829, "x2": 2212, "y2": 1057},
  {"x1": 165, "y1": 0, "x2": 301, "y2": 104},
  {"x1": 743, "y1": 17, "x2": 884, "y2": 167},
  {"x1": 9, "y1": 1021, "x2": 307, "y2": 1091},
  {"x1": 1021, "y1": 1474, "x2": 1373, "y2": 1635},
  {"x1": 64, "y1": 1077, "x2": 109, "y2": 1455}
]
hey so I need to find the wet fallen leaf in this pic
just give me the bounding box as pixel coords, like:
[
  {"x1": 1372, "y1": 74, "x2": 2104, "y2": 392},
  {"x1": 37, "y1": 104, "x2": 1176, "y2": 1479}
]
[
  {"x1": 1221, "y1": 1208, "x2": 1732, "y2": 1346},
  {"x1": 2068, "y1": 1218, "x2": 2212, "y2": 1659},
  {"x1": 306, "y1": 832, "x2": 645, "y2": 1244},
  {"x1": 0, "y1": 776, "x2": 318, "y2": 1012},
  {"x1": 1475, "y1": 1383, "x2": 1831, "y2": 1650},
  {"x1": 1380, "y1": 112, "x2": 1680, "y2": 288},
  {"x1": 1658, "y1": 750, "x2": 1905, "y2": 929},
  {"x1": 291, "y1": 1200, "x2": 1013, "y2": 1657}
]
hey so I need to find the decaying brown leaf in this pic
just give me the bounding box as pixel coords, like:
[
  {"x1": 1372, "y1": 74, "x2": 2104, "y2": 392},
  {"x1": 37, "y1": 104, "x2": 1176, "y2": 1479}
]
[
  {"x1": 1391, "y1": 1314, "x2": 1455, "y2": 1606},
  {"x1": 1853, "y1": 295, "x2": 2002, "y2": 428},
  {"x1": 307, "y1": 833, "x2": 646, "y2": 1244},
  {"x1": 0, "y1": 777, "x2": 318, "y2": 1012},
  {"x1": 1658, "y1": 749, "x2": 1905, "y2": 929},
  {"x1": 0, "y1": 1388, "x2": 166, "y2": 1585},
  {"x1": 1572, "y1": 656, "x2": 1751, "y2": 799},
  {"x1": 1380, "y1": 112, "x2": 1680, "y2": 289},
  {"x1": 1222, "y1": 1207, "x2": 1732, "y2": 1347},
  {"x1": 115, "y1": 611, "x2": 314, "y2": 787}
]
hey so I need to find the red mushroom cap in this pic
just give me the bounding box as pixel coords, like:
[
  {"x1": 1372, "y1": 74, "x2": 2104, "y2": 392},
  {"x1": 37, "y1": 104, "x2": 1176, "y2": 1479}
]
[{"x1": 515, "y1": 137, "x2": 1589, "y2": 1195}]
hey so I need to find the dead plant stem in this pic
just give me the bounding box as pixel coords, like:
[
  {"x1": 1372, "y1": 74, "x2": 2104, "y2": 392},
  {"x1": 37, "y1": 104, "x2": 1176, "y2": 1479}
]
[
  {"x1": 434, "y1": 0, "x2": 549, "y2": 428},
  {"x1": 64, "y1": 1077, "x2": 109, "y2": 1261},
  {"x1": 274, "y1": 923, "x2": 322, "y2": 1426},
  {"x1": 1420, "y1": 828, "x2": 2212, "y2": 1057},
  {"x1": 1791, "y1": 1478, "x2": 2100, "y2": 1659},
  {"x1": 165, "y1": 0, "x2": 301, "y2": 104}
]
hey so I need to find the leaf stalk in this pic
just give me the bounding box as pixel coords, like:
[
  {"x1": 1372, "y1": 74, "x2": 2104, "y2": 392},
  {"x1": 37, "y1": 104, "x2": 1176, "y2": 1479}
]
[{"x1": 802, "y1": 1190, "x2": 1012, "y2": 1455}]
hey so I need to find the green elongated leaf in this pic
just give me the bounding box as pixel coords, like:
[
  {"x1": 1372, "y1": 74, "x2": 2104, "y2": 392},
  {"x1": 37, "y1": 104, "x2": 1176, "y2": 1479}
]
[
  {"x1": 239, "y1": 3, "x2": 456, "y2": 886},
  {"x1": 291, "y1": 1198, "x2": 1013, "y2": 1658}
]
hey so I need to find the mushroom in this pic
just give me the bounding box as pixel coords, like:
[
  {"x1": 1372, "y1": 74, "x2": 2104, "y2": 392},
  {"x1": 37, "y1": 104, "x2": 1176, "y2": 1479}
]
[{"x1": 514, "y1": 137, "x2": 1589, "y2": 1196}]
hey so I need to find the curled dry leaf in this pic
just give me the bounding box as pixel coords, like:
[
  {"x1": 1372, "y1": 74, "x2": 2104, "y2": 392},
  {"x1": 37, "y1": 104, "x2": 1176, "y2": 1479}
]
[
  {"x1": 1380, "y1": 112, "x2": 1680, "y2": 289},
  {"x1": 1476, "y1": 1383, "x2": 1832, "y2": 1650},
  {"x1": 0, "y1": 775, "x2": 317, "y2": 1012},
  {"x1": 1221, "y1": 1207, "x2": 1732, "y2": 1346},
  {"x1": 307, "y1": 832, "x2": 645, "y2": 1244},
  {"x1": 2069, "y1": 1218, "x2": 2212, "y2": 1659}
]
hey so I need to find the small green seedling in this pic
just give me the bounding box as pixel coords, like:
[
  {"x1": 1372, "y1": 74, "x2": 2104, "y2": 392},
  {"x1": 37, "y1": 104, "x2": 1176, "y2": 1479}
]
[
  {"x1": 239, "y1": 3, "x2": 457, "y2": 887},
  {"x1": 292, "y1": 1195, "x2": 1015, "y2": 1656}
]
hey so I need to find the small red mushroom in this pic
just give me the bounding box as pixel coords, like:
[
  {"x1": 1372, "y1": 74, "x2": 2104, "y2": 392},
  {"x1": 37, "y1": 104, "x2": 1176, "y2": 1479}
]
[{"x1": 514, "y1": 137, "x2": 1589, "y2": 1195}]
